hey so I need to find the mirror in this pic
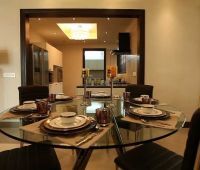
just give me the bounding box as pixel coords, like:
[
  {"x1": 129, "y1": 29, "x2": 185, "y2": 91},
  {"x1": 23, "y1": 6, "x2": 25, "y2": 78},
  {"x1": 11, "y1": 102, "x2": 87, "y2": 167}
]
[{"x1": 20, "y1": 9, "x2": 145, "y2": 86}]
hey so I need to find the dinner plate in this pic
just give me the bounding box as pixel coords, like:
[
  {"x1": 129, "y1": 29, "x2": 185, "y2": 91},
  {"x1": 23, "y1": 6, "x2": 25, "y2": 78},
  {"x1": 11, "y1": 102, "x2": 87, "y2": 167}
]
[
  {"x1": 43, "y1": 115, "x2": 91, "y2": 131},
  {"x1": 55, "y1": 96, "x2": 73, "y2": 101},
  {"x1": 17, "y1": 103, "x2": 37, "y2": 111},
  {"x1": 131, "y1": 98, "x2": 159, "y2": 105},
  {"x1": 9, "y1": 105, "x2": 37, "y2": 114},
  {"x1": 131, "y1": 103, "x2": 154, "y2": 108},
  {"x1": 40, "y1": 118, "x2": 97, "y2": 135},
  {"x1": 132, "y1": 97, "x2": 143, "y2": 103},
  {"x1": 48, "y1": 115, "x2": 87, "y2": 129},
  {"x1": 128, "y1": 107, "x2": 168, "y2": 118},
  {"x1": 91, "y1": 93, "x2": 110, "y2": 98}
]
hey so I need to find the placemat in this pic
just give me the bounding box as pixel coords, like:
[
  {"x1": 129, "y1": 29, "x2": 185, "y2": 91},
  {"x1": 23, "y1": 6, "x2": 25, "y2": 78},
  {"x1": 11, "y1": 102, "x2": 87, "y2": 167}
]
[{"x1": 19, "y1": 118, "x2": 113, "y2": 149}]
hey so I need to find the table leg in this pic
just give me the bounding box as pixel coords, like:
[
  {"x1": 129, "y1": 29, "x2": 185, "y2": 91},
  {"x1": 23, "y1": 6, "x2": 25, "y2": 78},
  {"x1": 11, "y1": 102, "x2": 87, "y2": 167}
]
[
  {"x1": 73, "y1": 148, "x2": 93, "y2": 170},
  {"x1": 110, "y1": 110, "x2": 126, "y2": 156}
]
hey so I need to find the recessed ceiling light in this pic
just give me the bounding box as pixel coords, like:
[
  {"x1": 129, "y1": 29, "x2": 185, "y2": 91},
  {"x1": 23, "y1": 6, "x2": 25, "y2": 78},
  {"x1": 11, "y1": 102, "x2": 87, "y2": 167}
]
[
  {"x1": 57, "y1": 23, "x2": 97, "y2": 40},
  {"x1": 72, "y1": 18, "x2": 76, "y2": 21},
  {"x1": 38, "y1": 18, "x2": 41, "y2": 21},
  {"x1": 107, "y1": 18, "x2": 110, "y2": 21}
]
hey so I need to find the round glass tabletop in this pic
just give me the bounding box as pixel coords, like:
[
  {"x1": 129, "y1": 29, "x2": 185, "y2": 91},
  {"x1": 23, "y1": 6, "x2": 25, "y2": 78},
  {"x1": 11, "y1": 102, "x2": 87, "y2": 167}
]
[{"x1": 0, "y1": 97, "x2": 186, "y2": 149}]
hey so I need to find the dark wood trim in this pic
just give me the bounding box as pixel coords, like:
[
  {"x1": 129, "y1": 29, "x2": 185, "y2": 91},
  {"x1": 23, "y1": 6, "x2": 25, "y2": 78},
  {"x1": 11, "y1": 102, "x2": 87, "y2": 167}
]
[{"x1": 20, "y1": 9, "x2": 145, "y2": 85}]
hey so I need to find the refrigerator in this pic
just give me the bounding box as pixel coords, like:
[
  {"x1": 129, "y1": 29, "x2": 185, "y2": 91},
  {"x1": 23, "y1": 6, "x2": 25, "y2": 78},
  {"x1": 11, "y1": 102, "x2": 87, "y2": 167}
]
[{"x1": 29, "y1": 44, "x2": 49, "y2": 85}]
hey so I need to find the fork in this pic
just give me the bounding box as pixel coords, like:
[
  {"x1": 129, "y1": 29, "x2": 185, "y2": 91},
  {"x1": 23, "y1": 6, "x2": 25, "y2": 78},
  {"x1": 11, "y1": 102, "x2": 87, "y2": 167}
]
[{"x1": 140, "y1": 118, "x2": 171, "y2": 126}]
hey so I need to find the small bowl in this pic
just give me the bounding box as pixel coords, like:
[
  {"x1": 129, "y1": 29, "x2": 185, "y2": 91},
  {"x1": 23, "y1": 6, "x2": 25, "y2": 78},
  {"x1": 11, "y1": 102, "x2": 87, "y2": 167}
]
[
  {"x1": 60, "y1": 112, "x2": 76, "y2": 124},
  {"x1": 142, "y1": 107, "x2": 154, "y2": 114}
]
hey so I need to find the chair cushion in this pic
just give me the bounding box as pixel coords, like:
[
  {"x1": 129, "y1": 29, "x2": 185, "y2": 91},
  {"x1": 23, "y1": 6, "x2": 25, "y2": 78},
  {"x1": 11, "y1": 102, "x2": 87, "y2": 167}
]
[
  {"x1": 0, "y1": 144, "x2": 61, "y2": 170},
  {"x1": 115, "y1": 142, "x2": 183, "y2": 170}
]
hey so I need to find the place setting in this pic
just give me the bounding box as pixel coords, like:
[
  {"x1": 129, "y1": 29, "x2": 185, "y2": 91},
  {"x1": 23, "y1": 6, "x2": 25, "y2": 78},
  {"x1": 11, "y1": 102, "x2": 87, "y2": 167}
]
[
  {"x1": 55, "y1": 93, "x2": 73, "y2": 101},
  {"x1": 91, "y1": 91, "x2": 111, "y2": 99},
  {"x1": 9, "y1": 100, "x2": 38, "y2": 114},
  {"x1": 1, "y1": 100, "x2": 51, "y2": 121},
  {"x1": 130, "y1": 94, "x2": 159, "y2": 107},
  {"x1": 121, "y1": 104, "x2": 181, "y2": 130},
  {"x1": 20, "y1": 109, "x2": 112, "y2": 148},
  {"x1": 40, "y1": 112, "x2": 97, "y2": 136}
]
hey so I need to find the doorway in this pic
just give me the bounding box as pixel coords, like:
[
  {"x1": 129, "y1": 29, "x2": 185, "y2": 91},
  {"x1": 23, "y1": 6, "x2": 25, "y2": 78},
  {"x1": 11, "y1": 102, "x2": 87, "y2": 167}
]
[{"x1": 20, "y1": 9, "x2": 145, "y2": 85}]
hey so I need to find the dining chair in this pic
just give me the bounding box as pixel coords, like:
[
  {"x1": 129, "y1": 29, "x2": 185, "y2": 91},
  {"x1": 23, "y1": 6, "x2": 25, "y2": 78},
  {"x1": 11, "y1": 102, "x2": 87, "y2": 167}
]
[
  {"x1": 18, "y1": 85, "x2": 49, "y2": 105},
  {"x1": 125, "y1": 84, "x2": 153, "y2": 99},
  {"x1": 0, "y1": 144, "x2": 61, "y2": 170},
  {"x1": 114, "y1": 108, "x2": 200, "y2": 170}
]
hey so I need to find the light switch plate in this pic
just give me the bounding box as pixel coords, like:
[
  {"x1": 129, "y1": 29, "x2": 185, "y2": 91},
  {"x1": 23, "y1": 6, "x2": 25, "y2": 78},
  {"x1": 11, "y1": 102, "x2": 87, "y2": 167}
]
[{"x1": 3, "y1": 73, "x2": 16, "y2": 78}]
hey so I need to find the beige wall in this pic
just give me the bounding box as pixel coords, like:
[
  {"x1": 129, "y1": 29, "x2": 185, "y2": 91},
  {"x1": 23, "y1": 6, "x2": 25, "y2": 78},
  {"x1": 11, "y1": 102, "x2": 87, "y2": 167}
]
[
  {"x1": 46, "y1": 43, "x2": 63, "y2": 71},
  {"x1": 0, "y1": 0, "x2": 199, "y2": 121}
]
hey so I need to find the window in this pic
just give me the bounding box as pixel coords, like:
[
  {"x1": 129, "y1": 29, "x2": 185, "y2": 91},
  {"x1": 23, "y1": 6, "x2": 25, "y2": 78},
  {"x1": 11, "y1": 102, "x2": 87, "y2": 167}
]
[{"x1": 83, "y1": 48, "x2": 106, "y2": 81}]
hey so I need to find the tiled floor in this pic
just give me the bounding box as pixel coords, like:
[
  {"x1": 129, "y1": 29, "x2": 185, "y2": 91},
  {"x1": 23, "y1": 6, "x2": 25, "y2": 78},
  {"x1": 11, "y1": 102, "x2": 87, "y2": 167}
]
[{"x1": 0, "y1": 128, "x2": 188, "y2": 170}]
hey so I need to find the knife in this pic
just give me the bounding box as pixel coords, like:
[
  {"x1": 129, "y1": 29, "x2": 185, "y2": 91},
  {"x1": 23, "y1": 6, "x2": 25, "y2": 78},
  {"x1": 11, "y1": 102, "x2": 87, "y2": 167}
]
[
  {"x1": 75, "y1": 133, "x2": 98, "y2": 146},
  {"x1": 75, "y1": 129, "x2": 104, "y2": 146}
]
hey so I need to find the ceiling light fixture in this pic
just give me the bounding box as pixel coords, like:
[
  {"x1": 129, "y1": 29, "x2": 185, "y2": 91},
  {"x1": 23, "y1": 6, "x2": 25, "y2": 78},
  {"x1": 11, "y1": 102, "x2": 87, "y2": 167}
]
[{"x1": 57, "y1": 23, "x2": 97, "y2": 40}]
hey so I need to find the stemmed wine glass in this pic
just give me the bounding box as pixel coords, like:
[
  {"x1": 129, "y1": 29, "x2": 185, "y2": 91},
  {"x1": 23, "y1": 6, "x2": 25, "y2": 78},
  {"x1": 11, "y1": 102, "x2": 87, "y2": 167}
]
[
  {"x1": 107, "y1": 65, "x2": 117, "y2": 99},
  {"x1": 81, "y1": 68, "x2": 90, "y2": 106}
]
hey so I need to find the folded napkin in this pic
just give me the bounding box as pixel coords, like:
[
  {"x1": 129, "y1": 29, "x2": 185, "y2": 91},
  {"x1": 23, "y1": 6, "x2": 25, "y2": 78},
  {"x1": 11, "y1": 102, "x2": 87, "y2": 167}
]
[
  {"x1": 121, "y1": 111, "x2": 182, "y2": 130},
  {"x1": 19, "y1": 118, "x2": 113, "y2": 149}
]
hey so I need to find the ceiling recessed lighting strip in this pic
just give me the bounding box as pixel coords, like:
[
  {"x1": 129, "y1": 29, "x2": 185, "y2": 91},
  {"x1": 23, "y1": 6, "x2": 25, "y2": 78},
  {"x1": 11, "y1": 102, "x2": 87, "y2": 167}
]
[{"x1": 57, "y1": 23, "x2": 97, "y2": 40}]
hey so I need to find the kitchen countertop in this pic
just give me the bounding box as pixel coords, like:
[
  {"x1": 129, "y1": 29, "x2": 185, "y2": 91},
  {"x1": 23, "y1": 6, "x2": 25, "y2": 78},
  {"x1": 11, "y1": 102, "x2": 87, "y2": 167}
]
[{"x1": 77, "y1": 84, "x2": 128, "y2": 88}]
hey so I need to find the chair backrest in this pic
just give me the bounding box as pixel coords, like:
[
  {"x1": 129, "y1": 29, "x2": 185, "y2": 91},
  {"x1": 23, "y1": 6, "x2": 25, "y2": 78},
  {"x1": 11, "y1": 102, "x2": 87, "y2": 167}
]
[
  {"x1": 125, "y1": 84, "x2": 153, "y2": 99},
  {"x1": 181, "y1": 108, "x2": 200, "y2": 170},
  {"x1": 18, "y1": 85, "x2": 49, "y2": 105}
]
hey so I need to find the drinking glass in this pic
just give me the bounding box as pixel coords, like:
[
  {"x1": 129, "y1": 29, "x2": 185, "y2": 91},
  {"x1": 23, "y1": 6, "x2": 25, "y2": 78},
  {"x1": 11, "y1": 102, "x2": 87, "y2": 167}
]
[{"x1": 95, "y1": 107, "x2": 111, "y2": 127}]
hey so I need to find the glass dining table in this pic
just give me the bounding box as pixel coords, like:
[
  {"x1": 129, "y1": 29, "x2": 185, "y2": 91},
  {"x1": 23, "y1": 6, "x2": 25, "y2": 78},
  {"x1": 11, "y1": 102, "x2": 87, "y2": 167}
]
[{"x1": 0, "y1": 97, "x2": 186, "y2": 170}]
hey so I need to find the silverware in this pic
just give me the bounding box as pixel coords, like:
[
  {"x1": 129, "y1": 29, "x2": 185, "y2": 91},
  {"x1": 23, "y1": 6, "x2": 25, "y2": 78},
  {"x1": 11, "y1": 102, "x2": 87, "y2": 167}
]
[
  {"x1": 140, "y1": 118, "x2": 171, "y2": 126},
  {"x1": 75, "y1": 128, "x2": 104, "y2": 146},
  {"x1": 76, "y1": 133, "x2": 98, "y2": 146}
]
